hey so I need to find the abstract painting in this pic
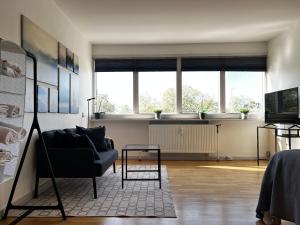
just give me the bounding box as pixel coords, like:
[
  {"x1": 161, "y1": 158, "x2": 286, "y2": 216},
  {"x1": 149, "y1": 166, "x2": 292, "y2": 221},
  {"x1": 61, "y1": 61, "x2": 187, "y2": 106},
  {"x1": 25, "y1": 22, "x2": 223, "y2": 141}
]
[
  {"x1": 21, "y1": 15, "x2": 58, "y2": 86},
  {"x1": 58, "y1": 68, "x2": 70, "y2": 113},
  {"x1": 25, "y1": 56, "x2": 34, "y2": 79},
  {"x1": 58, "y1": 43, "x2": 67, "y2": 68},
  {"x1": 66, "y1": 49, "x2": 73, "y2": 71},
  {"x1": 49, "y1": 88, "x2": 58, "y2": 113},
  {"x1": 37, "y1": 85, "x2": 48, "y2": 113},
  {"x1": 70, "y1": 74, "x2": 79, "y2": 114},
  {"x1": 73, "y1": 54, "x2": 79, "y2": 74},
  {"x1": 25, "y1": 79, "x2": 34, "y2": 112}
]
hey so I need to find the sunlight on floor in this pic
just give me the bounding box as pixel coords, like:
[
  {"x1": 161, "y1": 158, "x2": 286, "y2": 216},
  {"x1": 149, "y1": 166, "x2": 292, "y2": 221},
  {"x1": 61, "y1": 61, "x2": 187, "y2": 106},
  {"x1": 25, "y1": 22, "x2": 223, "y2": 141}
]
[{"x1": 197, "y1": 165, "x2": 267, "y2": 172}]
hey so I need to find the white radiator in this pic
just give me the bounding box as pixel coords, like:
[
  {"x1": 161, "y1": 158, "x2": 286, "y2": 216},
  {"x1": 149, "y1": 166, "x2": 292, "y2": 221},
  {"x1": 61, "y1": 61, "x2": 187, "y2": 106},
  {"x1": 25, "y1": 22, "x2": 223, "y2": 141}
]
[{"x1": 149, "y1": 125, "x2": 218, "y2": 153}]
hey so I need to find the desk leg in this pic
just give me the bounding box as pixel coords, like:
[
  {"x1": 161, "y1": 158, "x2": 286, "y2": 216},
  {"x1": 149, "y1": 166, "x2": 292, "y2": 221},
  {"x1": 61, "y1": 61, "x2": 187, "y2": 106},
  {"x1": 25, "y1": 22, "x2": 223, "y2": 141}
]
[
  {"x1": 158, "y1": 149, "x2": 161, "y2": 189},
  {"x1": 257, "y1": 127, "x2": 259, "y2": 166},
  {"x1": 288, "y1": 129, "x2": 292, "y2": 150},
  {"x1": 125, "y1": 150, "x2": 128, "y2": 180},
  {"x1": 122, "y1": 150, "x2": 124, "y2": 189},
  {"x1": 275, "y1": 129, "x2": 278, "y2": 153}
]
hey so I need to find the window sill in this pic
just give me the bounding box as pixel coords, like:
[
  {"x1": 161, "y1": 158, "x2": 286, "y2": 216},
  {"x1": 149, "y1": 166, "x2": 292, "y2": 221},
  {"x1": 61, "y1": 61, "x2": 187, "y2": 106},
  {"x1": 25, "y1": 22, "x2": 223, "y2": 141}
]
[{"x1": 90, "y1": 113, "x2": 264, "y2": 123}]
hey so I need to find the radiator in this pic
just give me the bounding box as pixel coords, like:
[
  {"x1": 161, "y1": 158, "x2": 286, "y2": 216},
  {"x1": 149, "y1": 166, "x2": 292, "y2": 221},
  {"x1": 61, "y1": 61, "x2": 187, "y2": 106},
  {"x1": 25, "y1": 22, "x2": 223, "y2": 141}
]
[{"x1": 149, "y1": 125, "x2": 218, "y2": 153}]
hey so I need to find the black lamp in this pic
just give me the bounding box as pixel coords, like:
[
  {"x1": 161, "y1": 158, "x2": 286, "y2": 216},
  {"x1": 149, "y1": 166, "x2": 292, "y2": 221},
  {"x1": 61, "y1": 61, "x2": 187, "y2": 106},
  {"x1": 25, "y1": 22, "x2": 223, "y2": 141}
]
[{"x1": 87, "y1": 97, "x2": 95, "y2": 128}]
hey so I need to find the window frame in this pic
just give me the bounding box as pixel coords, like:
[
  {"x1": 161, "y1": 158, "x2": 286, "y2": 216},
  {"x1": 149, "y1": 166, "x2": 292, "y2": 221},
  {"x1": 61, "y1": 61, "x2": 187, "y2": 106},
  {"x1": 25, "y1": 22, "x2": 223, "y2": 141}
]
[{"x1": 93, "y1": 57, "x2": 266, "y2": 118}]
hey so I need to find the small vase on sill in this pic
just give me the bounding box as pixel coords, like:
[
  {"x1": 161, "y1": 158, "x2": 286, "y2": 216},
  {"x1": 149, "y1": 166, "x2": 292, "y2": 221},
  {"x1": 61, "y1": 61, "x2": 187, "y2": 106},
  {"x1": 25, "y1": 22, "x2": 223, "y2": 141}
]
[
  {"x1": 154, "y1": 110, "x2": 162, "y2": 120},
  {"x1": 94, "y1": 112, "x2": 105, "y2": 119},
  {"x1": 240, "y1": 108, "x2": 249, "y2": 120}
]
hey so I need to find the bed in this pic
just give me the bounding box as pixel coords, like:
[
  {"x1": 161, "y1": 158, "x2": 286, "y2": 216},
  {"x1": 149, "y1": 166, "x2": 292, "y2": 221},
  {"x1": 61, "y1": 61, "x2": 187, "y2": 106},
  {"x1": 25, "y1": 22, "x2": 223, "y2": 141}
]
[{"x1": 256, "y1": 149, "x2": 300, "y2": 225}]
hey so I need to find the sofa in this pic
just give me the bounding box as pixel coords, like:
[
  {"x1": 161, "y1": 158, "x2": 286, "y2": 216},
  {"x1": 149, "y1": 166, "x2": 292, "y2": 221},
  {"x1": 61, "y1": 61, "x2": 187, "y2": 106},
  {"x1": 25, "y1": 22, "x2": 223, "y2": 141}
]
[{"x1": 35, "y1": 127, "x2": 118, "y2": 199}]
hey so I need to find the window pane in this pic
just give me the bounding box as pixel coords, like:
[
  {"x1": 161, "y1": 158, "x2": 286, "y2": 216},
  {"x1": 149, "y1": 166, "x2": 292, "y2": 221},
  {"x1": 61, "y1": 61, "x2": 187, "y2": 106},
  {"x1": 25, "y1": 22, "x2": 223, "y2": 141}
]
[
  {"x1": 225, "y1": 71, "x2": 264, "y2": 113},
  {"x1": 182, "y1": 71, "x2": 220, "y2": 113},
  {"x1": 96, "y1": 72, "x2": 133, "y2": 113},
  {"x1": 139, "y1": 72, "x2": 176, "y2": 113}
]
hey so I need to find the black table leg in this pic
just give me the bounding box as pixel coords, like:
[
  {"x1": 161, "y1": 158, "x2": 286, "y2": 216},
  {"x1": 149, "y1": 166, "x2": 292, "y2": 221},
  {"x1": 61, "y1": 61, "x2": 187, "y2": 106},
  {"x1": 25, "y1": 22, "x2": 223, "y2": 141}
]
[
  {"x1": 257, "y1": 127, "x2": 259, "y2": 166},
  {"x1": 275, "y1": 129, "x2": 278, "y2": 153},
  {"x1": 288, "y1": 129, "x2": 292, "y2": 150},
  {"x1": 125, "y1": 150, "x2": 128, "y2": 180},
  {"x1": 158, "y1": 149, "x2": 161, "y2": 189},
  {"x1": 122, "y1": 150, "x2": 124, "y2": 189}
]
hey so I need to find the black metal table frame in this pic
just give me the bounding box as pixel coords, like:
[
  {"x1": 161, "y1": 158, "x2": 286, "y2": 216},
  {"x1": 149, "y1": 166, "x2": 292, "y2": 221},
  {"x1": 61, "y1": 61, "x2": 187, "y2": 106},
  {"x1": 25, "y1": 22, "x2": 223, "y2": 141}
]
[
  {"x1": 121, "y1": 146, "x2": 161, "y2": 189},
  {"x1": 257, "y1": 123, "x2": 300, "y2": 166}
]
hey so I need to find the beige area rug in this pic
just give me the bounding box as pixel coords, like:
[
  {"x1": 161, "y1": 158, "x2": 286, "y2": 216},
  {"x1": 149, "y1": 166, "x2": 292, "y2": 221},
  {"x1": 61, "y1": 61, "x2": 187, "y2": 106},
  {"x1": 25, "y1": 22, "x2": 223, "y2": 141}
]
[{"x1": 10, "y1": 165, "x2": 176, "y2": 218}]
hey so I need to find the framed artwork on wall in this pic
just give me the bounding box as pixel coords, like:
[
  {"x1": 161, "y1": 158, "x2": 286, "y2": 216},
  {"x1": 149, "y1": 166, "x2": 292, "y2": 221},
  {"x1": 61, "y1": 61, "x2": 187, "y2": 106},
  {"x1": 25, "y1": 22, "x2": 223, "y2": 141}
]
[
  {"x1": 70, "y1": 74, "x2": 79, "y2": 114},
  {"x1": 58, "y1": 43, "x2": 67, "y2": 68},
  {"x1": 73, "y1": 54, "x2": 79, "y2": 74},
  {"x1": 21, "y1": 15, "x2": 58, "y2": 86},
  {"x1": 49, "y1": 88, "x2": 58, "y2": 113},
  {"x1": 58, "y1": 68, "x2": 70, "y2": 113},
  {"x1": 25, "y1": 79, "x2": 34, "y2": 112},
  {"x1": 37, "y1": 85, "x2": 48, "y2": 113},
  {"x1": 66, "y1": 49, "x2": 73, "y2": 71}
]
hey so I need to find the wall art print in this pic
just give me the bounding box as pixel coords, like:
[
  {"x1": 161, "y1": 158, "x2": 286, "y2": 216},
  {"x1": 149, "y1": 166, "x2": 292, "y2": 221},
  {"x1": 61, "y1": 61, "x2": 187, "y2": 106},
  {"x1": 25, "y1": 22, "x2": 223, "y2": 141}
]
[
  {"x1": 37, "y1": 85, "x2": 48, "y2": 113},
  {"x1": 66, "y1": 49, "x2": 73, "y2": 71},
  {"x1": 58, "y1": 68, "x2": 70, "y2": 113},
  {"x1": 70, "y1": 74, "x2": 79, "y2": 114},
  {"x1": 49, "y1": 88, "x2": 58, "y2": 113},
  {"x1": 21, "y1": 15, "x2": 58, "y2": 86}
]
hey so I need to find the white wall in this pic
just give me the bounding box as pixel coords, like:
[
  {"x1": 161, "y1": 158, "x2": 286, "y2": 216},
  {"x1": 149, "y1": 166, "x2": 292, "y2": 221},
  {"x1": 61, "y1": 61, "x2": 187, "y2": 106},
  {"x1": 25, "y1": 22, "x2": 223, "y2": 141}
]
[
  {"x1": 92, "y1": 119, "x2": 270, "y2": 160},
  {"x1": 267, "y1": 22, "x2": 300, "y2": 150},
  {"x1": 0, "y1": 0, "x2": 92, "y2": 210}
]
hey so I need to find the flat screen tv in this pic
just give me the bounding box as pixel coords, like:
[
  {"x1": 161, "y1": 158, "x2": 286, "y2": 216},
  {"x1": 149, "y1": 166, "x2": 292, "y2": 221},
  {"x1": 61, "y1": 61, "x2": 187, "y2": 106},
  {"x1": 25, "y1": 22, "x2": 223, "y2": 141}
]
[{"x1": 265, "y1": 87, "x2": 300, "y2": 124}]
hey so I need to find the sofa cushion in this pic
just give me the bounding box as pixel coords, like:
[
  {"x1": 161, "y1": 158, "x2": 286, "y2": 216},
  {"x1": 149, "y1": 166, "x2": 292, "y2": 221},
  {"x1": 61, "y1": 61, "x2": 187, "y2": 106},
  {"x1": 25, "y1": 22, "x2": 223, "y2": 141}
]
[
  {"x1": 76, "y1": 126, "x2": 107, "y2": 152},
  {"x1": 42, "y1": 130, "x2": 57, "y2": 148},
  {"x1": 63, "y1": 128, "x2": 76, "y2": 134},
  {"x1": 54, "y1": 130, "x2": 100, "y2": 160},
  {"x1": 94, "y1": 149, "x2": 118, "y2": 176}
]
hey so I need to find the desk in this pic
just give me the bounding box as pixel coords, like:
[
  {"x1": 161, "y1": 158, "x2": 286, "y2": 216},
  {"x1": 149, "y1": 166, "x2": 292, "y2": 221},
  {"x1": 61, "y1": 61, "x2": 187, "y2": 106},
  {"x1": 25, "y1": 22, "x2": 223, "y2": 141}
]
[{"x1": 256, "y1": 124, "x2": 300, "y2": 166}]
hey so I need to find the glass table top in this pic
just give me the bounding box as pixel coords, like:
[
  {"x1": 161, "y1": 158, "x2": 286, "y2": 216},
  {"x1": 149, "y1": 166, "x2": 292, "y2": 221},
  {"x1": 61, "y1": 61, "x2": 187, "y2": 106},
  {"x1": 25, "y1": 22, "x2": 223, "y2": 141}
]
[{"x1": 123, "y1": 144, "x2": 160, "y2": 150}]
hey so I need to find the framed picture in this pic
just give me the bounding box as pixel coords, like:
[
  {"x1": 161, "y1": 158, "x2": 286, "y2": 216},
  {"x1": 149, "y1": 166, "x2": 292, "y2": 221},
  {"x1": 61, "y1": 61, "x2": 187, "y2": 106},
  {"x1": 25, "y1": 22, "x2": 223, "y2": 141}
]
[
  {"x1": 66, "y1": 49, "x2": 73, "y2": 71},
  {"x1": 21, "y1": 15, "x2": 58, "y2": 86},
  {"x1": 58, "y1": 68, "x2": 70, "y2": 113},
  {"x1": 25, "y1": 56, "x2": 34, "y2": 79},
  {"x1": 48, "y1": 88, "x2": 58, "y2": 113},
  {"x1": 25, "y1": 79, "x2": 34, "y2": 112},
  {"x1": 70, "y1": 74, "x2": 79, "y2": 114},
  {"x1": 37, "y1": 85, "x2": 48, "y2": 113},
  {"x1": 58, "y1": 43, "x2": 67, "y2": 68},
  {"x1": 73, "y1": 54, "x2": 79, "y2": 74}
]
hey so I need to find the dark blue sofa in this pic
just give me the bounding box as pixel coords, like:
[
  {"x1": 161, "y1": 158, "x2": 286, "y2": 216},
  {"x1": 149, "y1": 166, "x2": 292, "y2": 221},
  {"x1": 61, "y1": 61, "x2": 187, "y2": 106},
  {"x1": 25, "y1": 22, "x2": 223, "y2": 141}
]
[{"x1": 35, "y1": 128, "x2": 118, "y2": 199}]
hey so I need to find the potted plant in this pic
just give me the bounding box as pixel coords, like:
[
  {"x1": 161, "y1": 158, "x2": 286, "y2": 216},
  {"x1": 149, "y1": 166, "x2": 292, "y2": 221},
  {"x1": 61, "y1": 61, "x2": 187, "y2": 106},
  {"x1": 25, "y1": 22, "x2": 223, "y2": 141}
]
[
  {"x1": 94, "y1": 95, "x2": 109, "y2": 119},
  {"x1": 240, "y1": 108, "x2": 250, "y2": 120},
  {"x1": 199, "y1": 111, "x2": 207, "y2": 120},
  {"x1": 154, "y1": 109, "x2": 163, "y2": 119}
]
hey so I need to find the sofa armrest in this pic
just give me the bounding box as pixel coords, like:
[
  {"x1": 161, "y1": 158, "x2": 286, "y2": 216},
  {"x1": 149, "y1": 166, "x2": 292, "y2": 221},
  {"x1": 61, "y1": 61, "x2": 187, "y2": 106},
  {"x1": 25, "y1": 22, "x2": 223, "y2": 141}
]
[
  {"x1": 105, "y1": 138, "x2": 115, "y2": 149},
  {"x1": 37, "y1": 147, "x2": 96, "y2": 178}
]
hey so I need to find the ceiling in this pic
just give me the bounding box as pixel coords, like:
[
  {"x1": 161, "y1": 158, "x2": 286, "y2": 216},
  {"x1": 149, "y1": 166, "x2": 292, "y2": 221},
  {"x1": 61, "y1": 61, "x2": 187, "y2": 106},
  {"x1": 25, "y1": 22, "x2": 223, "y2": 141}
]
[{"x1": 54, "y1": 0, "x2": 300, "y2": 44}]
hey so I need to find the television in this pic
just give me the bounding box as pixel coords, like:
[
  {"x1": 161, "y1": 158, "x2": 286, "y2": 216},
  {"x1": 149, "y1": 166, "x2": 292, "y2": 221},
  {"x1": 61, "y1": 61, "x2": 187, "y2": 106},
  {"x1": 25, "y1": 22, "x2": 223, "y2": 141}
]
[{"x1": 265, "y1": 87, "x2": 300, "y2": 124}]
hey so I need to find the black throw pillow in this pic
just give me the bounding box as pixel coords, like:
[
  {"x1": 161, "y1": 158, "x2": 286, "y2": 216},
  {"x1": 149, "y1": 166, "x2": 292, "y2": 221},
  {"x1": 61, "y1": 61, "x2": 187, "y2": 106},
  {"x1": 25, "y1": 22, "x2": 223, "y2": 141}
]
[
  {"x1": 54, "y1": 130, "x2": 67, "y2": 147},
  {"x1": 76, "y1": 126, "x2": 107, "y2": 152},
  {"x1": 54, "y1": 131, "x2": 100, "y2": 160}
]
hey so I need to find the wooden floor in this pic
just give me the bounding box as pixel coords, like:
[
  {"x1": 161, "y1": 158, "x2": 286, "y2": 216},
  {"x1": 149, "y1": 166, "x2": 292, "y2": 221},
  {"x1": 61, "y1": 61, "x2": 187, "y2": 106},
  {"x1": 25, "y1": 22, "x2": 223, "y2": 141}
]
[{"x1": 0, "y1": 160, "x2": 295, "y2": 225}]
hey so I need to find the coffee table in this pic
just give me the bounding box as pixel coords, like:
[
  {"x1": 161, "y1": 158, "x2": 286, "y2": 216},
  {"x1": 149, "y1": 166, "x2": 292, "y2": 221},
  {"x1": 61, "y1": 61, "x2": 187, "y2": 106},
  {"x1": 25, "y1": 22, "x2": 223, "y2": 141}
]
[{"x1": 122, "y1": 144, "x2": 161, "y2": 189}]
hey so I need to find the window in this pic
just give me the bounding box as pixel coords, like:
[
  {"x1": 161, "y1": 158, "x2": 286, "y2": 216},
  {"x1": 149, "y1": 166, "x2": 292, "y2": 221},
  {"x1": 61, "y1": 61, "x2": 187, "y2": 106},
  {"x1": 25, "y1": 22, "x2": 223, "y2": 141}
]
[
  {"x1": 94, "y1": 57, "x2": 266, "y2": 116},
  {"x1": 139, "y1": 72, "x2": 176, "y2": 113},
  {"x1": 182, "y1": 71, "x2": 220, "y2": 113},
  {"x1": 225, "y1": 71, "x2": 264, "y2": 113},
  {"x1": 96, "y1": 72, "x2": 133, "y2": 113}
]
